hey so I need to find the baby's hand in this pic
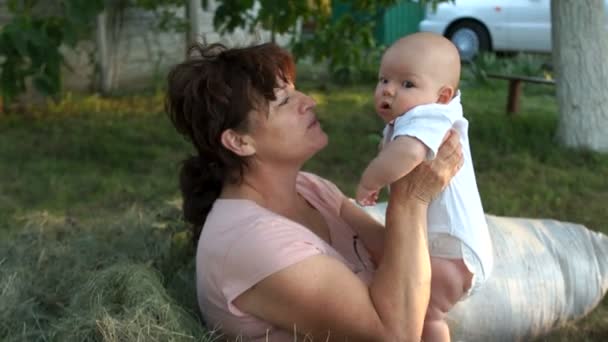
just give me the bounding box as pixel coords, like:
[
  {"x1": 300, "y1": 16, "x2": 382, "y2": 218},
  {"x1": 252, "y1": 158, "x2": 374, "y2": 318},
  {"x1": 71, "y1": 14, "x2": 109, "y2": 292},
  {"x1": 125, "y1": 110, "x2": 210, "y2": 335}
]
[{"x1": 356, "y1": 184, "x2": 379, "y2": 207}]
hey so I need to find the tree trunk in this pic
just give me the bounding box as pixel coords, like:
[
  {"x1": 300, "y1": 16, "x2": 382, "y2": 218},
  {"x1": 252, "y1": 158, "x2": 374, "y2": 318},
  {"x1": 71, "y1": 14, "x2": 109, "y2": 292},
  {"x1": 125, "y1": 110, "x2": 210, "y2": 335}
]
[
  {"x1": 96, "y1": 11, "x2": 112, "y2": 95},
  {"x1": 551, "y1": 0, "x2": 608, "y2": 152},
  {"x1": 187, "y1": 0, "x2": 202, "y2": 46}
]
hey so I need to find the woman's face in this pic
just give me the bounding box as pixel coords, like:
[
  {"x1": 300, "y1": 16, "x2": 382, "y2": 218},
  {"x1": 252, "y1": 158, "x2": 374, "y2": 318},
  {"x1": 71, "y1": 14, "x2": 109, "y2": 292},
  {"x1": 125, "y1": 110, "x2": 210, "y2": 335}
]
[{"x1": 247, "y1": 80, "x2": 328, "y2": 166}]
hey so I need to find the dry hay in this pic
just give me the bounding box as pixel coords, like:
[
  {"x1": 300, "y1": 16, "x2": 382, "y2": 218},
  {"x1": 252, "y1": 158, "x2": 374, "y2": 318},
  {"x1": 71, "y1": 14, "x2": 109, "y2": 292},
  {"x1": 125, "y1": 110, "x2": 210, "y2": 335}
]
[{"x1": 1, "y1": 204, "x2": 218, "y2": 341}]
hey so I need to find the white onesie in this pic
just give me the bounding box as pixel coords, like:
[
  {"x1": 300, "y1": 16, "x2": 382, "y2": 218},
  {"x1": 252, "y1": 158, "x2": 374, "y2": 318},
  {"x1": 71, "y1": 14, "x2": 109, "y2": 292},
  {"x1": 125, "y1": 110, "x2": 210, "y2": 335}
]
[{"x1": 383, "y1": 91, "x2": 493, "y2": 280}]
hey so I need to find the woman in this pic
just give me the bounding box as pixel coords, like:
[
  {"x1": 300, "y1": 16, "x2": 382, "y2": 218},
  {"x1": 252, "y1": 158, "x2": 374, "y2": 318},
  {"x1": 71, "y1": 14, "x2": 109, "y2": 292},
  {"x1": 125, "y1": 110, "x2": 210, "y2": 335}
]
[{"x1": 166, "y1": 42, "x2": 463, "y2": 341}]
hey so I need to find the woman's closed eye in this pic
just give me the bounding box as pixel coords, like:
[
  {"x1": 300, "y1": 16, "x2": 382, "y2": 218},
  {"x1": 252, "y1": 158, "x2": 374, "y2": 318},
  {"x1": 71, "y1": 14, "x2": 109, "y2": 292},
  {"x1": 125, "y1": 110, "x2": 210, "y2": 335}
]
[
  {"x1": 279, "y1": 96, "x2": 290, "y2": 106},
  {"x1": 402, "y1": 80, "x2": 415, "y2": 88}
]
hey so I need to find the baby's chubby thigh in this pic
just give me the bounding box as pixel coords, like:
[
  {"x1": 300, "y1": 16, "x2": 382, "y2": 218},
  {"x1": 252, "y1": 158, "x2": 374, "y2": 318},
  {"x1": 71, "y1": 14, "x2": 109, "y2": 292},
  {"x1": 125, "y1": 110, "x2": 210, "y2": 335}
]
[{"x1": 427, "y1": 257, "x2": 473, "y2": 320}]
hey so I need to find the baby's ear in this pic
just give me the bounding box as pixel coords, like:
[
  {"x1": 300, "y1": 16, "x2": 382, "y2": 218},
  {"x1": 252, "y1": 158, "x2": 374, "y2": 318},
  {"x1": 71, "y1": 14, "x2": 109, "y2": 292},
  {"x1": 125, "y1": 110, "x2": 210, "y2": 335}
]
[{"x1": 437, "y1": 86, "x2": 455, "y2": 104}]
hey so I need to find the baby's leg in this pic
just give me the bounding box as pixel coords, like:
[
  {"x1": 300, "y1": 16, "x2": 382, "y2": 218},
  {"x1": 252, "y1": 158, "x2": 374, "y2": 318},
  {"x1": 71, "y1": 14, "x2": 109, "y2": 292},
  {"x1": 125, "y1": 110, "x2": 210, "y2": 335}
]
[{"x1": 422, "y1": 257, "x2": 473, "y2": 342}]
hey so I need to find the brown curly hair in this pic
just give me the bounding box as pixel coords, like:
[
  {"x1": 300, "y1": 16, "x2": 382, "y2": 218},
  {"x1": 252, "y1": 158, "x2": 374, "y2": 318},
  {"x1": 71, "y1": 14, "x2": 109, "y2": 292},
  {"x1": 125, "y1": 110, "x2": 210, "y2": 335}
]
[{"x1": 165, "y1": 42, "x2": 296, "y2": 238}]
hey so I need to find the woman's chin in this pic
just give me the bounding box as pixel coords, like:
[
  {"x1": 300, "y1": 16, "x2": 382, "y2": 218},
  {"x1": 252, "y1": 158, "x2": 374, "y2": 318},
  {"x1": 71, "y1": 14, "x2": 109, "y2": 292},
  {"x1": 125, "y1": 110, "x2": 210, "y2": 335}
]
[
  {"x1": 309, "y1": 132, "x2": 329, "y2": 156},
  {"x1": 318, "y1": 131, "x2": 329, "y2": 148}
]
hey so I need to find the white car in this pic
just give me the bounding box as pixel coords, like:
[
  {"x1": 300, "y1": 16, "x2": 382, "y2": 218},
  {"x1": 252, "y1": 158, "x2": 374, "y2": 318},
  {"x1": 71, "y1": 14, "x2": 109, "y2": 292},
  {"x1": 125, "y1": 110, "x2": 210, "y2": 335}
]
[{"x1": 419, "y1": 0, "x2": 606, "y2": 61}]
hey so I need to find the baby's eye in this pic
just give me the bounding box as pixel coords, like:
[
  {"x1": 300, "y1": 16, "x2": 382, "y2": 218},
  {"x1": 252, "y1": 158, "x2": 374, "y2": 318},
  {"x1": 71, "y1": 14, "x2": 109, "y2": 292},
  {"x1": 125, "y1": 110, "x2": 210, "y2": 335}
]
[
  {"x1": 378, "y1": 77, "x2": 388, "y2": 84},
  {"x1": 402, "y1": 81, "x2": 414, "y2": 88}
]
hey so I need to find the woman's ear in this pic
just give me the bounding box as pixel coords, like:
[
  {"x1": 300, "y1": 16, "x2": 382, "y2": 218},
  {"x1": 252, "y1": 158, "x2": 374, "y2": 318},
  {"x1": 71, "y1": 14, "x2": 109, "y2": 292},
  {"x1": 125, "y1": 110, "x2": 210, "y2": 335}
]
[
  {"x1": 437, "y1": 86, "x2": 455, "y2": 104},
  {"x1": 220, "y1": 129, "x2": 256, "y2": 156}
]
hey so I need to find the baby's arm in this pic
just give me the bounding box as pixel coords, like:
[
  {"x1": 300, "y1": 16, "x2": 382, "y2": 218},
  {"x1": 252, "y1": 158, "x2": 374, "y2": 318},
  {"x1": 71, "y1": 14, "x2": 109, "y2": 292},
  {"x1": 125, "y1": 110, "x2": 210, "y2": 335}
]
[{"x1": 356, "y1": 136, "x2": 427, "y2": 205}]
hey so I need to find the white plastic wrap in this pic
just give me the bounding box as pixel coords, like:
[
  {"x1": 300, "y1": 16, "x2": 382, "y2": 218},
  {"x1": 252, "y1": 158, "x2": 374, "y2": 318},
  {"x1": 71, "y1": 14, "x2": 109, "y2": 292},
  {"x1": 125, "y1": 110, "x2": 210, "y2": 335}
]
[{"x1": 362, "y1": 203, "x2": 608, "y2": 341}]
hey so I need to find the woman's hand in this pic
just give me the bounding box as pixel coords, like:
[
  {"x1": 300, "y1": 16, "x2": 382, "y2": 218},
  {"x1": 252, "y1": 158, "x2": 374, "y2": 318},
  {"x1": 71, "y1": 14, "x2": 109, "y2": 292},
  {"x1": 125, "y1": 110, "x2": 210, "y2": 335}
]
[{"x1": 391, "y1": 130, "x2": 463, "y2": 204}]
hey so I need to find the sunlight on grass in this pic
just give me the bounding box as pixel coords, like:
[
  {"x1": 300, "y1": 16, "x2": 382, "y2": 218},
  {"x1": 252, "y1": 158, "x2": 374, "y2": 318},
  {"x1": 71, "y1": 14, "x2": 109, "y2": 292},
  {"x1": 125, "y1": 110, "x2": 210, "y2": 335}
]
[{"x1": 18, "y1": 91, "x2": 167, "y2": 117}]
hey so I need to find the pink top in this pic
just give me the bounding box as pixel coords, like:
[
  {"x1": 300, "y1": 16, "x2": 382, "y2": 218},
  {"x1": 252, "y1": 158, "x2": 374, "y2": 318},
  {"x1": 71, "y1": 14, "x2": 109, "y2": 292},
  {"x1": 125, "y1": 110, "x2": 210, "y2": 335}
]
[{"x1": 195, "y1": 172, "x2": 376, "y2": 341}]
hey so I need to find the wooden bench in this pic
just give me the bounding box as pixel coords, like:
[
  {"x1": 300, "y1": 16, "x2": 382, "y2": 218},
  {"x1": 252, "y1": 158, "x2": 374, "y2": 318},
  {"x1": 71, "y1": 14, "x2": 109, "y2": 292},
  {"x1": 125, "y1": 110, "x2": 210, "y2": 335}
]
[{"x1": 486, "y1": 73, "x2": 556, "y2": 115}]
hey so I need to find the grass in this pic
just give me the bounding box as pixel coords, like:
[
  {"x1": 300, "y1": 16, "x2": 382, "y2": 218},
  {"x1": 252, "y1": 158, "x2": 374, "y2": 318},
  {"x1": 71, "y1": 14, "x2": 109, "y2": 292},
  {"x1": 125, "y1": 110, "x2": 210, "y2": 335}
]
[
  {"x1": 0, "y1": 93, "x2": 192, "y2": 231},
  {"x1": 1, "y1": 71, "x2": 607, "y2": 340}
]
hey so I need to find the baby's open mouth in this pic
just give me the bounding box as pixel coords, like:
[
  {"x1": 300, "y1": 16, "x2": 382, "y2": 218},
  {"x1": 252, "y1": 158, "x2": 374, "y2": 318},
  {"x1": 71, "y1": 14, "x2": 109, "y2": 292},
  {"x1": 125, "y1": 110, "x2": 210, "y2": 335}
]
[{"x1": 380, "y1": 102, "x2": 391, "y2": 109}]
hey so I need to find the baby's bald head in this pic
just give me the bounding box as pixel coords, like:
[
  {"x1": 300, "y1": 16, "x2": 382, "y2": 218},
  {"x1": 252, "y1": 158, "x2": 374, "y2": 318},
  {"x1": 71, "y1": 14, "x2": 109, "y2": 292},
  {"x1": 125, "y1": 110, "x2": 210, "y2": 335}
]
[{"x1": 384, "y1": 32, "x2": 461, "y2": 91}]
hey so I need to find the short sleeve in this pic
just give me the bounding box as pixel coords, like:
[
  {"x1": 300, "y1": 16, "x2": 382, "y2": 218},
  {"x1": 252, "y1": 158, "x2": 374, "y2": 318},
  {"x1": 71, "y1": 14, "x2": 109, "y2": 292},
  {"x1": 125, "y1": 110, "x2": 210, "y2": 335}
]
[
  {"x1": 297, "y1": 172, "x2": 346, "y2": 215},
  {"x1": 392, "y1": 108, "x2": 454, "y2": 160},
  {"x1": 220, "y1": 217, "x2": 325, "y2": 315}
]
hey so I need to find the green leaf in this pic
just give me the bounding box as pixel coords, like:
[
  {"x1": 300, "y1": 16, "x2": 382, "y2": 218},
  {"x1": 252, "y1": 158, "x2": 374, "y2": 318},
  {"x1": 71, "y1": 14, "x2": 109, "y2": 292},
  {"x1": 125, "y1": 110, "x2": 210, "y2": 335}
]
[{"x1": 33, "y1": 73, "x2": 57, "y2": 96}]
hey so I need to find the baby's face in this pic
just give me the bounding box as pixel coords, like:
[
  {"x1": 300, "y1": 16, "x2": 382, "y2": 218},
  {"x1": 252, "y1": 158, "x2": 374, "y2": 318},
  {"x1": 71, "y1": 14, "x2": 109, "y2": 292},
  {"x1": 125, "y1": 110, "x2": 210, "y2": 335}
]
[{"x1": 374, "y1": 50, "x2": 442, "y2": 123}]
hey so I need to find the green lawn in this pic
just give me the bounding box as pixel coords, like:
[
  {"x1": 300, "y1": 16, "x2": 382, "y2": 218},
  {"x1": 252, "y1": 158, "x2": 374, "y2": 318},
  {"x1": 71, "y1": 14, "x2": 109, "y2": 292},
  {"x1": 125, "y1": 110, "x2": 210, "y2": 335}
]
[{"x1": 0, "y1": 77, "x2": 607, "y2": 341}]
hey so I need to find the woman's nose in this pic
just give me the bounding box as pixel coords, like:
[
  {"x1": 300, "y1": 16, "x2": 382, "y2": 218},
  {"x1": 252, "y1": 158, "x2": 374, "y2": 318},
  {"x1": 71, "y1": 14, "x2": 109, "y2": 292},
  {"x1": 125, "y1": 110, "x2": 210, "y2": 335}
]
[{"x1": 300, "y1": 93, "x2": 316, "y2": 112}]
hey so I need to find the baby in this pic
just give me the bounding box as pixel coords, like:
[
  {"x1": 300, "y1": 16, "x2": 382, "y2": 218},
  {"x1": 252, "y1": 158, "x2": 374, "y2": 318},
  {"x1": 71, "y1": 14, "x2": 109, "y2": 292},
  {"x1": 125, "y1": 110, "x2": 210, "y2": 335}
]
[{"x1": 356, "y1": 32, "x2": 494, "y2": 342}]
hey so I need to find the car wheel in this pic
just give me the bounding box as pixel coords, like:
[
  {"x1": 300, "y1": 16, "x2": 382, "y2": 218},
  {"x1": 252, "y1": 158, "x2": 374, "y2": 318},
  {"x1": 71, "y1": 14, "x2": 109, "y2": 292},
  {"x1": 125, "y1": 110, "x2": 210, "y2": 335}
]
[{"x1": 446, "y1": 21, "x2": 490, "y2": 62}]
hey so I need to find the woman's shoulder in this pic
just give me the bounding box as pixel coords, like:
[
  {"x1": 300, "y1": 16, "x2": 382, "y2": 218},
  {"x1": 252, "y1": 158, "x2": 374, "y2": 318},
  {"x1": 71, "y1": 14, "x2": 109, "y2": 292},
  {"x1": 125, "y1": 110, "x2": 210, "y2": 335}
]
[
  {"x1": 297, "y1": 171, "x2": 344, "y2": 198},
  {"x1": 297, "y1": 171, "x2": 332, "y2": 185},
  {"x1": 297, "y1": 171, "x2": 345, "y2": 214},
  {"x1": 196, "y1": 198, "x2": 330, "y2": 295},
  {"x1": 200, "y1": 199, "x2": 278, "y2": 238},
  {"x1": 199, "y1": 198, "x2": 325, "y2": 251}
]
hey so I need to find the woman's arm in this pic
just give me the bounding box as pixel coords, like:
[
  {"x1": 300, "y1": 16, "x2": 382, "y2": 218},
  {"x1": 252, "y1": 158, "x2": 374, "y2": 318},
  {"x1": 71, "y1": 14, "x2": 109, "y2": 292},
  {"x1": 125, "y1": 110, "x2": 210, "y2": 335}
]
[
  {"x1": 234, "y1": 131, "x2": 463, "y2": 341},
  {"x1": 343, "y1": 131, "x2": 458, "y2": 266},
  {"x1": 339, "y1": 199, "x2": 385, "y2": 265},
  {"x1": 375, "y1": 130, "x2": 463, "y2": 338}
]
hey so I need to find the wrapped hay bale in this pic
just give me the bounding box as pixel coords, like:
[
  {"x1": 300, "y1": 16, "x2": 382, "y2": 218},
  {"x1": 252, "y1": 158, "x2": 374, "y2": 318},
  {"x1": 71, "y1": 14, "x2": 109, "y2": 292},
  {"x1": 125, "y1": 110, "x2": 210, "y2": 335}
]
[{"x1": 362, "y1": 203, "x2": 608, "y2": 341}]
